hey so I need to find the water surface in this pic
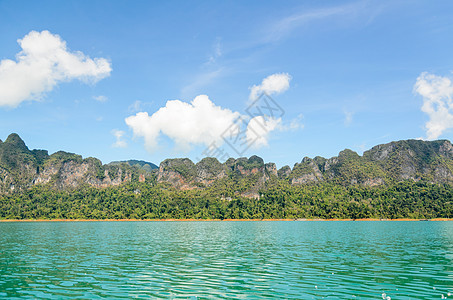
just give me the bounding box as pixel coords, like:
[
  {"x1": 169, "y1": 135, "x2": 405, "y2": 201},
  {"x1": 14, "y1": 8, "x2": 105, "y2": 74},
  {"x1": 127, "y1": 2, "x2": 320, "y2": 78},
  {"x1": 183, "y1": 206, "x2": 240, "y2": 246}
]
[{"x1": 1, "y1": 221, "x2": 452, "y2": 299}]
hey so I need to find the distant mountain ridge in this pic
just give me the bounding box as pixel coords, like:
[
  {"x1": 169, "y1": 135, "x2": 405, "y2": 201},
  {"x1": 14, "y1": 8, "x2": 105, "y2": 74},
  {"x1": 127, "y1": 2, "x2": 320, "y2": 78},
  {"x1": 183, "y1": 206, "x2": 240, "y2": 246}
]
[
  {"x1": 0, "y1": 133, "x2": 156, "y2": 193},
  {"x1": 2, "y1": 133, "x2": 453, "y2": 197},
  {"x1": 108, "y1": 160, "x2": 158, "y2": 172}
]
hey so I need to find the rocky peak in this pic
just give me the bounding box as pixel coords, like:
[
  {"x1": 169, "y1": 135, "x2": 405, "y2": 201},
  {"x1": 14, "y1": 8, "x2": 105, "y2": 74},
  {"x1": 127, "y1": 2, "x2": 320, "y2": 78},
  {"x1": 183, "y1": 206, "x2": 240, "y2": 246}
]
[
  {"x1": 4, "y1": 133, "x2": 453, "y2": 195},
  {"x1": 157, "y1": 158, "x2": 196, "y2": 186},
  {"x1": 290, "y1": 156, "x2": 324, "y2": 185},
  {"x1": 235, "y1": 155, "x2": 264, "y2": 169},
  {"x1": 248, "y1": 155, "x2": 265, "y2": 165},
  {"x1": 195, "y1": 157, "x2": 226, "y2": 185},
  {"x1": 156, "y1": 155, "x2": 274, "y2": 188},
  {"x1": 278, "y1": 165, "x2": 291, "y2": 179},
  {"x1": 301, "y1": 156, "x2": 312, "y2": 163},
  {"x1": 364, "y1": 139, "x2": 450, "y2": 162},
  {"x1": 4, "y1": 133, "x2": 28, "y2": 151},
  {"x1": 338, "y1": 149, "x2": 360, "y2": 160},
  {"x1": 264, "y1": 163, "x2": 277, "y2": 177},
  {"x1": 231, "y1": 156, "x2": 265, "y2": 176},
  {"x1": 0, "y1": 133, "x2": 36, "y2": 173},
  {"x1": 313, "y1": 156, "x2": 326, "y2": 172},
  {"x1": 359, "y1": 139, "x2": 453, "y2": 182},
  {"x1": 109, "y1": 160, "x2": 158, "y2": 172},
  {"x1": 196, "y1": 157, "x2": 224, "y2": 175},
  {"x1": 0, "y1": 133, "x2": 158, "y2": 194},
  {"x1": 159, "y1": 158, "x2": 195, "y2": 175}
]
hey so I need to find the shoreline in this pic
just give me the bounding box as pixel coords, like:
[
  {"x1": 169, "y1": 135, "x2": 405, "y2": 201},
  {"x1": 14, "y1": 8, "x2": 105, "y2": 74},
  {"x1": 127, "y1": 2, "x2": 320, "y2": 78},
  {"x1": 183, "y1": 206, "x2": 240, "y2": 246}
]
[{"x1": 0, "y1": 218, "x2": 452, "y2": 222}]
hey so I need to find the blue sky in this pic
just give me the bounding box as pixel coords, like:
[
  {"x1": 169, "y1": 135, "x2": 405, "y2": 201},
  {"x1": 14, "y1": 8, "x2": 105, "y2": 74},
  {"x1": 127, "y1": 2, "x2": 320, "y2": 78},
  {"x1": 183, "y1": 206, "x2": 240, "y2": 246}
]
[{"x1": 1, "y1": 0, "x2": 453, "y2": 169}]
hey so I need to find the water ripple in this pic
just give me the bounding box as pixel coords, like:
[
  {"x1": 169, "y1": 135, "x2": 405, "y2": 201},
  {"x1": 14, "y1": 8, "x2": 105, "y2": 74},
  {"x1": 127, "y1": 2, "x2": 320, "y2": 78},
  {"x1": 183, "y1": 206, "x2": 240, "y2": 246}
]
[{"x1": 1, "y1": 221, "x2": 453, "y2": 299}]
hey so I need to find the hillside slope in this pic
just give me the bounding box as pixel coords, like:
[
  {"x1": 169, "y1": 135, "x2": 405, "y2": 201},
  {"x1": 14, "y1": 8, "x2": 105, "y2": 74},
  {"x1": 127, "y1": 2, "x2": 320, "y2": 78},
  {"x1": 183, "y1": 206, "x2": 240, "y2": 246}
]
[{"x1": 2, "y1": 133, "x2": 453, "y2": 196}]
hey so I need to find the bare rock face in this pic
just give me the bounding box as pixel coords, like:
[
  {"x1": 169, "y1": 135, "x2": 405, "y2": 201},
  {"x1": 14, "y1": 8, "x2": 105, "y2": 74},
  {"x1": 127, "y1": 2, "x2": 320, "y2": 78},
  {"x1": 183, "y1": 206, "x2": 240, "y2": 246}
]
[
  {"x1": 439, "y1": 140, "x2": 453, "y2": 157},
  {"x1": 156, "y1": 156, "x2": 277, "y2": 189},
  {"x1": 432, "y1": 165, "x2": 453, "y2": 183},
  {"x1": 0, "y1": 134, "x2": 143, "y2": 193},
  {"x1": 291, "y1": 173, "x2": 320, "y2": 185},
  {"x1": 229, "y1": 156, "x2": 277, "y2": 184},
  {"x1": 363, "y1": 178, "x2": 384, "y2": 187},
  {"x1": 33, "y1": 156, "x2": 133, "y2": 189},
  {"x1": 0, "y1": 134, "x2": 43, "y2": 193},
  {"x1": 155, "y1": 155, "x2": 279, "y2": 196},
  {"x1": 94, "y1": 167, "x2": 132, "y2": 188},
  {"x1": 229, "y1": 156, "x2": 264, "y2": 176},
  {"x1": 365, "y1": 143, "x2": 395, "y2": 161},
  {"x1": 324, "y1": 157, "x2": 338, "y2": 172},
  {"x1": 265, "y1": 163, "x2": 278, "y2": 177},
  {"x1": 241, "y1": 191, "x2": 260, "y2": 199},
  {"x1": 49, "y1": 160, "x2": 92, "y2": 188},
  {"x1": 195, "y1": 157, "x2": 226, "y2": 186},
  {"x1": 139, "y1": 174, "x2": 146, "y2": 182},
  {"x1": 362, "y1": 139, "x2": 453, "y2": 183},
  {"x1": 159, "y1": 169, "x2": 186, "y2": 186},
  {"x1": 157, "y1": 158, "x2": 196, "y2": 187},
  {"x1": 0, "y1": 167, "x2": 13, "y2": 193},
  {"x1": 290, "y1": 157, "x2": 324, "y2": 185}
]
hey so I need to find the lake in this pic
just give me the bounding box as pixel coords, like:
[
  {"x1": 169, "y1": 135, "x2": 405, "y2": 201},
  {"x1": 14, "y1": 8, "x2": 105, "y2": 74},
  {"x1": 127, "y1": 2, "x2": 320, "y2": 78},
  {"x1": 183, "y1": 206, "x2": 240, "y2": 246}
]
[{"x1": 0, "y1": 221, "x2": 452, "y2": 299}]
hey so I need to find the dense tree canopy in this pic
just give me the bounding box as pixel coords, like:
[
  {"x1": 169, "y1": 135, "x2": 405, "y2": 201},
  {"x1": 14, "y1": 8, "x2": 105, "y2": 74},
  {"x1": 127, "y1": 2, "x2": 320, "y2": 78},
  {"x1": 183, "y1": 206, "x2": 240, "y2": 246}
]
[{"x1": 1, "y1": 180, "x2": 452, "y2": 220}]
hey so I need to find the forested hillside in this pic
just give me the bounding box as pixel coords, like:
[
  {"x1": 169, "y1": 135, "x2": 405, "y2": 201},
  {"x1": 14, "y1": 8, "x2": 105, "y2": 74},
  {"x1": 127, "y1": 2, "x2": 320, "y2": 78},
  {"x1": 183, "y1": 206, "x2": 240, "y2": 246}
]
[{"x1": 1, "y1": 133, "x2": 453, "y2": 219}]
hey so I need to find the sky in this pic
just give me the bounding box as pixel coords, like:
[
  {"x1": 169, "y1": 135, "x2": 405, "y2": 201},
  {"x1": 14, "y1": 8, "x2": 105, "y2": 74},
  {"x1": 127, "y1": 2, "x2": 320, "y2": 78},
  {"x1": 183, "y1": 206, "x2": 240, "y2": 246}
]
[{"x1": 1, "y1": 0, "x2": 453, "y2": 169}]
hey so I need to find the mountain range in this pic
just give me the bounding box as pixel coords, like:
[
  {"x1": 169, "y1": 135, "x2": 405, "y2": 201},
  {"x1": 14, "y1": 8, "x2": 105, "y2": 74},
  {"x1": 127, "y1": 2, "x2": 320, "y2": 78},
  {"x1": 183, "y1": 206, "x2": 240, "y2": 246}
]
[{"x1": 2, "y1": 133, "x2": 453, "y2": 197}]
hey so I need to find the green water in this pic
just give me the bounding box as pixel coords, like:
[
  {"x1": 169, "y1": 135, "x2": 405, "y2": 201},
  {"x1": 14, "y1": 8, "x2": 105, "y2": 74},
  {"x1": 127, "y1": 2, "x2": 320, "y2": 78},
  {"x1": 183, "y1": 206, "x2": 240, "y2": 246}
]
[{"x1": 0, "y1": 221, "x2": 452, "y2": 299}]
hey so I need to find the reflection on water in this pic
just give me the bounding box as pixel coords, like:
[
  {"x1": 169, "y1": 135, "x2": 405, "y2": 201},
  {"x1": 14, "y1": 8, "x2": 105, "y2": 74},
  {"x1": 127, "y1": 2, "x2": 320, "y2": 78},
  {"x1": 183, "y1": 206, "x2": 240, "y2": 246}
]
[{"x1": 1, "y1": 221, "x2": 452, "y2": 298}]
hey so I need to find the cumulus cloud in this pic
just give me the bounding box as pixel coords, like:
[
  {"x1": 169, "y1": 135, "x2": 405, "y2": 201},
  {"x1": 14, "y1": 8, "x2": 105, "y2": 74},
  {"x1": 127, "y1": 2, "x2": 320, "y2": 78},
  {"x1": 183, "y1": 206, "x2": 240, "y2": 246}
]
[
  {"x1": 246, "y1": 116, "x2": 281, "y2": 148},
  {"x1": 125, "y1": 95, "x2": 241, "y2": 151},
  {"x1": 0, "y1": 30, "x2": 112, "y2": 108},
  {"x1": 127, "y1": 72, "x2": 293, "y2": 153},
  {"x1": 112, "y1": 129, "x2": 127, "y2": 148},
  {"x1": 249, "y1": 73, "x2": 291, "y2": 101},
  {"x1": 414, "y1": 72, "x2": 453, "y2": 139}
]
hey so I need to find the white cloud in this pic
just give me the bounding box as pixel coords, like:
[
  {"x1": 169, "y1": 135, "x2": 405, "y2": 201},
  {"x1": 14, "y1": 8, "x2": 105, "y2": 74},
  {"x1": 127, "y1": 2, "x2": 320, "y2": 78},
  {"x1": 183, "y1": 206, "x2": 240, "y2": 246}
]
[
  {"x1": 244, "y1": 114, "x2": 303, "y2": 149},
  {"x1": 0, "y1": 30, "x2": 112, "y2": 108},
  {"x1": 249, "y1": 73, "x2": 291, "y2": 101},
  {"x1": 246, "y1": 116, "x2": 281, "y2": 148},
  {"x1": 93, "y1": 95, "x2": 108, "y2": 102},
  {"x1": 127, "y1": 71, "x2": 294, "y2": 153},
  {"x1": 414, "y1": 72, "x2": 453, "y2": 139},
  {"x1": 288, "y1": 114, "x2": 304, "y2": 130},
  {"x1": 112, "y1": 129, "x2": 127, "y2": 148},
  {"x1": 125, "y1": 95, "x2": 241, "y2": 151}
]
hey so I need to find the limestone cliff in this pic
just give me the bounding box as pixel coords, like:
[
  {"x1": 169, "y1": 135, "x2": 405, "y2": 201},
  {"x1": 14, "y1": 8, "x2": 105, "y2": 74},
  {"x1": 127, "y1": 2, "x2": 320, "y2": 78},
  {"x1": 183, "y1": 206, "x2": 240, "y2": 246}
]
[
  {"x1": 3, "y1": 134, "x2": 453, "y2": 197},
  {"x1": 0, "y1": 134, "x2": 152, "y2": 193}
]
